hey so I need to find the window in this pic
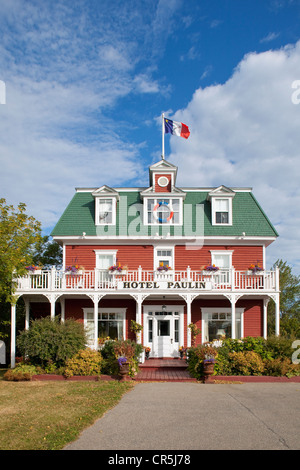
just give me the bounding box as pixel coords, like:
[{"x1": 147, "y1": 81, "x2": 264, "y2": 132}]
[
  {"x1": 201, "y1": 308, "x2": 243, "y2": 343},
  {"x1": 215, "y1": 199, "x2": 229, "y2": 224},
  {"x1": 98, "y1": 311, "x2": 124, "y2": 340},
  {"x1": 154, "y1": 247, "x2": 174, "y2": 270},
  {"x1": 146, "y1": 198, "x2": 181, "y2": 225},
  {"x1": 211, "y1": 198, "x2": 232, "y2": 225},
  {"x1": 211, "y1": 251, "x2": 233, "y2": 269},
  {"x1": 96, "y1": 198, "x2": 116, "y2": 225},
  {"x1": 95, "y1": 250, "x2": 117, "y2": 270},
  {"x1": 84, "y1": 308, "x2": 126, "y2": 346}
]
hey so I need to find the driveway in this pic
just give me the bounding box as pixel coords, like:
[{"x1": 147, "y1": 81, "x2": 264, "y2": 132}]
[{"x1": 64, "y1": 382, "x2": 300, "y2": 451}]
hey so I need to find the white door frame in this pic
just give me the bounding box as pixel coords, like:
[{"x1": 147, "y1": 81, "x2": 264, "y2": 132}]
[{"x1": 143, "y1": 305, "x2": 184, "y2": 358}]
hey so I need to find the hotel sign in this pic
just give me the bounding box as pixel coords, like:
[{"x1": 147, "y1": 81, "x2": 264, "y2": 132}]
[{"x1": 117, "y1": 280, "x2": 212, "y2": 290}]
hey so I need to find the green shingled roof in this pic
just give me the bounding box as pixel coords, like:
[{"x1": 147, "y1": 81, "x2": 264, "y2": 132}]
[{"x1": 51, "y1": 189, "x2": 278, "y2": 238}]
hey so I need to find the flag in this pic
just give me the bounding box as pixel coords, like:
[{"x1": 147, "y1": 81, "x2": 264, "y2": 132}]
[{"x1": 164, "y1": 118, "x2": 190, "y2": 139}]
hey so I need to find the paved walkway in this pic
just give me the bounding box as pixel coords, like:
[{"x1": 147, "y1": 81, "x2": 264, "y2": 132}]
[{"x1": 64, "y1": 382, "x2": 300, "y2": 450}]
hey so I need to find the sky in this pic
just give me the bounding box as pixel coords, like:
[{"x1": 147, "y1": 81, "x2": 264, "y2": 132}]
[{"x1": 1, "y1": 0, "x2": 300, "y2": 274}]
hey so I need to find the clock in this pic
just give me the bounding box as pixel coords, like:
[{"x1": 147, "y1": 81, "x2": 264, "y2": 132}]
[{"x1": 157, "y1": 176, "x2": 169, "y2": 188}]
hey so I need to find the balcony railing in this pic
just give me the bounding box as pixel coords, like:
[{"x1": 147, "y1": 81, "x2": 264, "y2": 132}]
[{"x1": 15, "y1": 267, "x2": 279, "y2": 293}]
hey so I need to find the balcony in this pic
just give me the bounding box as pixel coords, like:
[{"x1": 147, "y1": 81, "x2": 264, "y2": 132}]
[{"x1": 15, "y1": 267, "x2": 279, "y2": 294}]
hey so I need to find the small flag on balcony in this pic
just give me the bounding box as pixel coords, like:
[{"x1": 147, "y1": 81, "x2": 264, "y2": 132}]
[{"x1": 164, "y1": 118, "x2": 190, "y2": 139}]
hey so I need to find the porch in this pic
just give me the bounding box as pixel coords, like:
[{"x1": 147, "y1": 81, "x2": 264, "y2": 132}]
[{"x1": 15, "y1": 266, "x2": 279, "y2": 293}]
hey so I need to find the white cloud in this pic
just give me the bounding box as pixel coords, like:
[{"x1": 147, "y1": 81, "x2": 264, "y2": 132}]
[{"x1": 169, "y1": 42, "x2": 300, "y2": 273}]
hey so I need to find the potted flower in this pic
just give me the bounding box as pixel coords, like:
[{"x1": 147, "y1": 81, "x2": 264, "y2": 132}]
[
  {"x1": 108, "y1": 262, "x2": 127, "y2": 274},
  {"x1": 144, "y1": 346, "x2": 151, "y2": 359},
  {"x1": 65, "y1": 264, "x2": 84, "y2": 275},
  {"x1": 130, "y1": 320, "x2": 143, "y2": 341},
  {"x1": 179, "y1": 346, "x2": 186, "y2": 359},
  {"x1": 117, "y1": 356, "x2": 130, "y2": 381},
  {"x1": 247, "y1": 263, "x2": 264, "y2": 275},
  {"x1": 203, "y1": 264, "x2": 219, "y2": 273},
  {"x1": 201, "y1": 344, "x2": 218, "y2": 383},
  {"x1": 157, "y1": 263, "x2": 172, "y2": 272},
  {"x1": 25, "y1": 265, "x2": 43, "y2": 274}
]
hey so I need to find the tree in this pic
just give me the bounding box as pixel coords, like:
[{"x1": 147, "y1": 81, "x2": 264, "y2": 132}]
[
  {"x1": 32, "y1": 235, "x2": 62, "y2": 268},
  {"x1": 268, "y1": 259, "x2": 300, "y2": 337},
  {"x1": 0, "y1": 198, "x2": 42, "y2": 302}
]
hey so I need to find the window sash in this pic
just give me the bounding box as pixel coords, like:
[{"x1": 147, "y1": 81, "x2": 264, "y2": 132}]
[{"x1": 146, "y1": 198, "x2": 181, "y2": 225}]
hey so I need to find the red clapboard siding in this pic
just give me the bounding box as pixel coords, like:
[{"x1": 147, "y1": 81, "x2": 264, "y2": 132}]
[
  {"x1": 154, "y1": 174, "x2": 172, "y2": 192},
  {"x1": 238, "y1": 299, "x2": 263, "y2": 337},
  {"x1": 65, "y1": 298, "x2": 137, "y2": 340},
  {"x1": 65, "y1": 245, "x2": 154, "y2": 270},
  {"x1": 66, "y1": 244, "x2": 263, "y2": 271},
  {"x1": 175, "y1": 245, "x2": 263, "y2": 271}
]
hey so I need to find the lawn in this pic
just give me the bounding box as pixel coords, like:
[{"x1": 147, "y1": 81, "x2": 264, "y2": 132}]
[{"x1": 0, "y1": 370, "x2": 134, "y2": 450}]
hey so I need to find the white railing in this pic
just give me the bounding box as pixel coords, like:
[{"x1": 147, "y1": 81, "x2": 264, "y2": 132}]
[{"x1": 16, "y1": 267, "x2": 279, "y2": 293}]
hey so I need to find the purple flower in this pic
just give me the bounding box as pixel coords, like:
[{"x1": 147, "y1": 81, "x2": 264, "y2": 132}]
[{"x1": 118, "y1": 357, "x2": 127, "y2": 367}]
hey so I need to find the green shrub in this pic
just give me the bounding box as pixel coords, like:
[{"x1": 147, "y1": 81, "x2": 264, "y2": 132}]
[
  {"x1": 4, "y1": 364, "x2": 38, "y2": 381},
  {"x1": 186, "y1": 344, "x2": 218, "y2": 380},
  {"x1": 100, "y1": 339, "x2": 143, "y2": 377},
  {"x1": 265, "y1": 335, "x2": 294, "y2": 359},
  {"x1": 263, "y1": 357, "x2": 291, "y2": 377},
  {"x1": 16, "y1": 316, "x2": 87, "y2": 369},
  {"x1": 228, "y1": 351, "x2": 265, "y2": 376},
  {"x1": 64, "y1": 349, "x2": 103, "y2": 378}
]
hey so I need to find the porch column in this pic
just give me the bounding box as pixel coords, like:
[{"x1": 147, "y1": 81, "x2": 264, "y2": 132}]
[
  {"x1": 24, "y1": 298, "x2": 30, "y2": 330},
  {"x1": 263, "y1": 298, "x2": 269, "y2": 339},
  {"x1": 93, "y1": 296, "x2": 99, "y2": 350},
  {"x1": 186, "y1": 294, "x2": 192, "y2": 347},
  {"x1": 60, "y1": 297, "x2": 65, "y2": 323},
  {"x1": 10, "y1": 303, "x2": 16, "y2": 368},
  {"x1": 230, "y1": 295, "x2": 236, "y2": 340},
  {"x1": 50, "y1": 295, "x2": 56, "y2": 320},
  {"x1": 135, "y1": 295, "x2": 142, "y2": 344},
  {"x1": 275, "y1": 293, "x2": 280, "y2": 336}
]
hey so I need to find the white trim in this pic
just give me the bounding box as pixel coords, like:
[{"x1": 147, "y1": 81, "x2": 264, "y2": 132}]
[
  {"x1": 210, "y1": 250, "x2": 234, "y2": 268},
  {"x1": 211, "y1": 197, "x2": 233, "y2": 226},
  {"x1": 153, "y1": 245, "x2": 174, "y2": 270},
  {"x1": 83, "y1": 307, "x2": 127, "y2": 347},
  {"x1": 94, "y1": 250, "x2": 118, "y2": 269},
  {"x1": 95, "y1": 197, "x2": 117, "y2": 226},
  {"x1": 143, "y1": 305, "x2": 184, "y2": 358},
  {"x1": 201, "y1": 307, "x2": 244, "y2": 343},
  {"x1": 143, "y1": 197, "x2": 183, "y2": 226}
]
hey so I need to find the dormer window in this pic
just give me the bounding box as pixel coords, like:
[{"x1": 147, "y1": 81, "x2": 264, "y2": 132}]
[
  {"x1": 92, "y1": 186, "x2": 119, "y2": 226},
  {"x1": 146, "y1": 198, "x2": 182, "y2": 225},
  {"x1": 214, "y1": 198, "x2": 230, "y2": 224},
  {"x1": 97, "y1": 198, "x2": 115, "y2": 225},
  {"x1": 208, "y1": 186, "x2": 235, "y2": 226}
]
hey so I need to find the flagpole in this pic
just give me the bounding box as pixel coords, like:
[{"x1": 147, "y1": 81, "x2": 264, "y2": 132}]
[{"x1": 161, "y1": 112, "x2": 165, "y2": 160}]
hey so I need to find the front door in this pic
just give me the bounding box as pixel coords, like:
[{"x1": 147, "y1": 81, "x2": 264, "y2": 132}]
[{"x1": 144, "y1": 308, "x2": 183, "y2": 358}]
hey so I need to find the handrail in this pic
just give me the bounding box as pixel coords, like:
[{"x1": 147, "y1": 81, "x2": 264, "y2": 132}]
[{"x1": 15, "y1": 267, "x2": 278, "y2": 292}]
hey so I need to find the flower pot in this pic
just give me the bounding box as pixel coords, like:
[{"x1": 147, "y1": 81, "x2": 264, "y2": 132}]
[
  {"x1": 145, "y1": 351, "x2": 150, "y2": 359},
  {"x1": 203, "y1": 360, "x2": 216, "y2": 383},
  {"x1": 118, "y1": 362, "x2": 131, "y2": 381}
]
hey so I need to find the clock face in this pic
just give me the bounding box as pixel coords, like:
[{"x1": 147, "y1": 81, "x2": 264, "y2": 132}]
[{"x1": 157, "y1": 176, "x2": 169, "y2": 187}]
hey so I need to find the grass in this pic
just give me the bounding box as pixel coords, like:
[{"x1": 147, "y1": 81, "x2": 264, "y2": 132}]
[{"x1": 0, "y1": 370, "x2": 134, "y2": 450}]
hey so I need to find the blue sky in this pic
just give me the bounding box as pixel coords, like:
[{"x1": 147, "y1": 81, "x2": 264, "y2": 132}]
[{"x1": 1, "y1": 0, "x2": 300, "y2": 273}]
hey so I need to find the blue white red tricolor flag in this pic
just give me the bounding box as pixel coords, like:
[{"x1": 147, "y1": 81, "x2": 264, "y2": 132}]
[{"x1": 164, "y1": 118, "x2": 190, "y2": 139}]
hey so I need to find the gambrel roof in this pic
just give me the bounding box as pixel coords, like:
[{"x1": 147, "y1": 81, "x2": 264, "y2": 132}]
[{"x1": 51, "y1": 187, "x2": 278, "y2": 239}]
